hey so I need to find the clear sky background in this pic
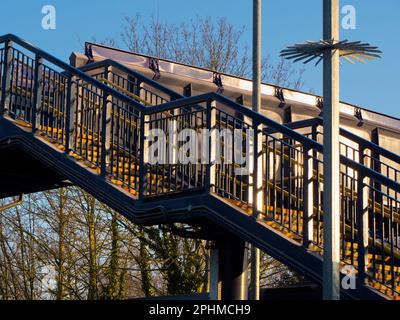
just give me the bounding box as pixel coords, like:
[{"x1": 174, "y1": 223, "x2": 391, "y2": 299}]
[{"x1": 1, "y1": 0, "x2": 399, "y2": 117}]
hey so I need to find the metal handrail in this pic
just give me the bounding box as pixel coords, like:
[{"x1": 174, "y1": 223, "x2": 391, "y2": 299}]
[
  {"x1": 0, "y1": 34, "x2": 147, "y2": 114},
  {"x1": 81, "y1": 55, "x2": 400, "y2": 174},
  {"x1": 78, "y1": 59, "x2": 183, "y2": 101},
  {"x1": 142, "y1": 93, "x2": 400, "y2": 193},
  {"x1": 1, "y1": 33, "x2": 399, "y2": 211}
]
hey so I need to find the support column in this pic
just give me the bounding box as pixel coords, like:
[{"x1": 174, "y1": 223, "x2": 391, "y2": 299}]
[
  {"x1": 322, "y1": 0, "x2": 341, "y2": 300},
  {"x1": 218, "y1": 234, "x2": 248, "y2": 300},
  {"x1": 209, "y1": 243, "x2": 221, "y2": 300}
]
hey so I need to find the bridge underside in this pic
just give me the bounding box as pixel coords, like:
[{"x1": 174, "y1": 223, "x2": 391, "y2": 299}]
[{"x1": 0, "y1": 143, "x2": 71, "y2": 198}]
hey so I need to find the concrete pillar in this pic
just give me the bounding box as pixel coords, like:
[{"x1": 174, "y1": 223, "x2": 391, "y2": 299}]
[
  {"x1": 218, "y1": 235, "x2": 248, "y2": 300},
  {"x1": 209, "y1": 243, "x2": 221, "y2": 300},
  {"x1": 322, "y1": 0, "x2": 341, "y2": 300}
]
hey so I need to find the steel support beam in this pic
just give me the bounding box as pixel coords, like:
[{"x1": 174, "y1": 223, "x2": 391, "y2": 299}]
[{"x1": 322, "y1": 0, "x2": 341, "y2": 300}]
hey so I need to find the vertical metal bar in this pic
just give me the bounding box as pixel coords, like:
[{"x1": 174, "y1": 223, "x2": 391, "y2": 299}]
[
  {"x1": 303, "y1": 146, "x2": 314, "y2": 247},
  {"x1": 389, "y1": 199, "x2": 395, "y2": 290},
  {"x1": 356, "y1": 146, "x2": 369, "y2": 286},
  {"x1": 205, "y1": 100, "x2": 216, "y2": 193},
  {"x1": 280, "y1": 142, "x2": 284, "y2": 225},
  {"x1": 100, "y1": 94, "x2": 108, "y2": 175},
  {"x1": 273, "y1": 139, "x2": 277, "y2": 220},
  {"x1": 371, "y1": 189, "x2": 376, "y2": 279},
  {"x1": 0, "y1": 40, "x2": 13, "y2": 116},
  {"x1": 101, "y1": 67, "x2": 113, "y2": 176},
  {"x1": 32, "y1": 54, "x2": 43, "y2": 133},
  {"x1": 252, "y1": 120, "x2": 259, "y2": 216},
  {"x1": 380, "y1": 194, "x2": 386, "y2": 284},
  {"x1": 350, "y1": 176, "x2": 354, "y2": 265},
  {"x1": 138, "y1": 112, "x2": 149, "y2": 198},
  {"x1": 14, "y1": 51, "x2": 20, "y2": 118},
  {"x1": 250, "y1": 120, "x2": 261, "y2": 301},
  {"x1": 64, "y1": 75, "x2": 74, "y2": 152},
  {"x1": 341, "y1": 173, "x2": 346, "y2": 261},
  {"x1": 322, "y1": 0, "x2": 341, "y2": 300}
]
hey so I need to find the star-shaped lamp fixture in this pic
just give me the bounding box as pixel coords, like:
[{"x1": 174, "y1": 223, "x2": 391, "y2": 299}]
[{"x1": 280, "y1": 39, "x2": 382, "y2": 65}]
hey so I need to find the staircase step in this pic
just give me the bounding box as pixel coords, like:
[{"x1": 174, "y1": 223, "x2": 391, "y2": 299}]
[
  {"x1": 367, "y1": 281, "x2": 400, "y2": 299},
  {"x1": 373, "y1": 272, "x2": 400, "y2": 283}
]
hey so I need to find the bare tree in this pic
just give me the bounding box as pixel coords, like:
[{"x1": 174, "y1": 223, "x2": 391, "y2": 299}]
[{"x1": 116, "y1": 14, "x2": 305, "y2": 89}]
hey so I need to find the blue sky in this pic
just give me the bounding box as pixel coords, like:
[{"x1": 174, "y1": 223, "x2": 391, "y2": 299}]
[{"x1": 1, "y1": 0, "x2": 399, "y2": 117}]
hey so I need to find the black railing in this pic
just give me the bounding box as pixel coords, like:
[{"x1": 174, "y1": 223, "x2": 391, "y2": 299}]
[
  {"x1": 79, "y1": 59, "x2": 183, "y2": 106},
  {"x1": 0, "y1": 34, "x2": 399, "y2": 296}
]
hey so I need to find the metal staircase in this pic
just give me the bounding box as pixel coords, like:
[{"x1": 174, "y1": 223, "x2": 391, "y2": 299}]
[{"x1": 0, "y1": 34, "x2": 399, "y2": 300}]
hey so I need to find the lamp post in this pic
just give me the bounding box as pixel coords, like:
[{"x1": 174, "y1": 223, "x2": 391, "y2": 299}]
[
  {"x1": 281, "y1": 0, "x2": 381, "y2": 300},
  {"x1": 322, "y1": 0, "x2": 340, "y2": 300},
  {"x1": 250, "y1": 0, "x2": 261, "y2": 301}
]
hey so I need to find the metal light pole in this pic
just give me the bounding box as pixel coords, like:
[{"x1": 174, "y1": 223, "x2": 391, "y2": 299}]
[
  {"x1": 322, "y1": 0, "x2": 341, "y2": 300},
  {"x1": 280, "y1": 0, "x2": 381, "y2": 301},
  {"x1": 250, "y1": 0, "x2": 261, "y2": 301}
]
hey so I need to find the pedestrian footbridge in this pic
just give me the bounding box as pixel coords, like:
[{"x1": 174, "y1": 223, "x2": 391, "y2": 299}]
[{"x1": 0, "y1": 34, "x2": 399, "y2": 300}]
